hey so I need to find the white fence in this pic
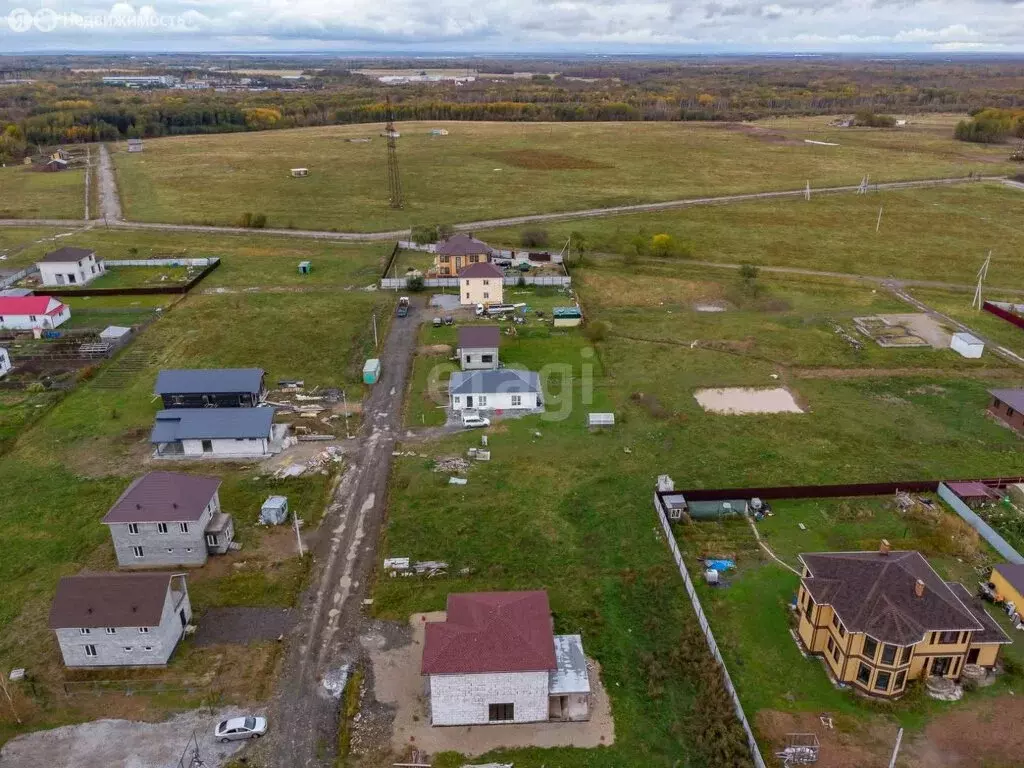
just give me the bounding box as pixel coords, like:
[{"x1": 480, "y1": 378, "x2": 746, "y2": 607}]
[
  {"x1": 397, "y1": 240, "x2": 563, "y2": 264},
  {"x1": 381, "y1": 274, "x2": 570, "y2": 290},
  {"x1": 0, "y1": 266, "x2": 38, "y2": 289},
  {"x1": 653, "y1": 493, "x2": 767, "y2": 768},
  {"x1": 937, "y1": 483, "x2": 1024, "y2": 564},
  {"x1": 105, "y1": 258, "x2": 219, "y2": 267}
]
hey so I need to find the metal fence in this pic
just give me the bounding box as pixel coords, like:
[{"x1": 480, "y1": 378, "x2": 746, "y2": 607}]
[
  {"x1": 104, "y1": 258, "x2": 218, "y2": 267},
  {"x1": 380, "y1": 274, "x2": 571, "y2": 290},
  {"x1": 61, "y1": 678, "x2": 203, "y2": 697},
  {"x1": 0, "y1": 265, "x2": 38, "y2": 289},
  {"x1": 983, "y1": 301, "x2": 1024, "y2": 332},
  {"x1": 653, "y1": 492, "x2": 767, "y2": 768},
  {"x1": 937, "y1": 483, "x2": 1024, "y2": 564},
  {"x1": 396, "y1": 240, "x2": 564, "y2": 263},
  {"x1": 671, "y1": 477, "x2": 1024, "y2": 502}
]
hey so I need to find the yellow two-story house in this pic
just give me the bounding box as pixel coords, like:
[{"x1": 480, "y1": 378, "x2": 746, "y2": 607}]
[
  {"x1": 433, "y1": 234, "x2": 493, "y2": 277},
  {"x1": 796, "y1": 546, "x2": 1011, "y2": 697}
]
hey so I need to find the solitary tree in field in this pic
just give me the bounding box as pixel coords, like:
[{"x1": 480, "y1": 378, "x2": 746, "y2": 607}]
[
  {"x1": 739, "y1": 263, "x2": 760, "y2": 294},
  {"x1": 568, "y1": 231, "x2": 589, "y2": 267},
  {"x1": 650, "y1": 233, "x2": 676, "y2": 258}
]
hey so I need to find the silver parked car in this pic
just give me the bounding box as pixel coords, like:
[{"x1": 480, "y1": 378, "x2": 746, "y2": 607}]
[{"x1": 214, "y1": 715, "x2": 267, "y2": 743}]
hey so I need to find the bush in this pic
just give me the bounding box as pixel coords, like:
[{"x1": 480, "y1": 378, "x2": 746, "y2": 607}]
[
  {"x1": 251, "y1": 213, "x2": 267, "y2": 229},
  {"x1": 650, "y1": 233, "x2": 676, "y2": 258},
  {"x1": 406, "y1": 274, "x2": 425, "y2": 292},
  {"x1": 954, "y1": 108, "x2": 1024, "y2": 144},
  {"x1": 437, "y1": 223, "x2": 455, "y2": 240},
  {"x1": 411, "y1": 224, "x2": 439, "y2": 245},
  {"x1": 853, "y1": 111, "x2": 897, "y2": 128},
  {"x1": 585, "y1": 320, "x2": 609, "y2": 342},
  {"x1": 520, "y1": 228, "x2": 550, "y2": 248}
]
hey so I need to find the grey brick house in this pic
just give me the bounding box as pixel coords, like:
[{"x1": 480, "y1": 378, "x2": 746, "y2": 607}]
[
  {"x1": 155, "y1": 368, "x2": 266, "y2": 409},
  {"x1": 49, "y1": 573, "x2": 192, "y2": 668},
  {"x1": 457, "y1": 326, "x2": 500, "y2": 371},
  {"x1": 102, "y1": 471, "x2": 234, "y2": 568}
]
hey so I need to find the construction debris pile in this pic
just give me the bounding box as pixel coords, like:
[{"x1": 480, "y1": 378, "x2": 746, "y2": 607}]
[
  {"x1": 274, "y1": 446, "x2": 344, "y2": 478},
  {"x1": 433, "y1": 456, "x2": 470, "y2": 474},
  {"x1": 383, "y1": 557, "x2": 449, "y2": 577}
]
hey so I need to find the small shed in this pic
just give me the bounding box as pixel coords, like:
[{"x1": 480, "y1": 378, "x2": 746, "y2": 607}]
[
  {"x1": 260, "y1": 495, "x2": 289, "y2": 525},
  {"x1": 363, "y1": 358, "x2": 381, "y2": 385},
  {"x1": 298, "y1": 261, "x2": 312, "y2": 275},
  {"x1": 127, "y1": 139, "x2": 143, "y2": 152},
  {"x1": 950, "y1": 332, "x2": 984, "y2": 359},
  {"x1": 553, "y1": 307, "x2": 583, "y2": 328},
  {"x1": 291, "y1": 168, "x2": 309, "y2": 178},
  {"x1": 100, "y1": 325, "x2": 132, "y2": 342},
  {"x1": 0, "y1": 347, "x2": 11, "y2": 378}
]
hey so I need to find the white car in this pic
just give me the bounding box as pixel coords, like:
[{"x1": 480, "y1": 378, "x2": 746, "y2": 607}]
[
  {"x1": 461, "y1": 413, "x2": 491, "y2": 429},
  {"x1": 215, "y1": 715, "x2": 267, "y2": 743}
]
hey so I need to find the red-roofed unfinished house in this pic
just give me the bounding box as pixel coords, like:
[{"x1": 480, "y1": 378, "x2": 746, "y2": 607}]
[
  {"x1": 0, "y1": 295, "x2": 70, "y2": 331},
  {"x1": 421, "y1": 591, "x2": 591, "y2": 725}
]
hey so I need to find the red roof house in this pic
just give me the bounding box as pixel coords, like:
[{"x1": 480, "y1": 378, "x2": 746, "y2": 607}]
[
  {"x1": 421, "y1": 591, "x2": 591, "y2": 726},
  {"x1": 0, "y1": 295, "x2": 70, "y2": 330}
]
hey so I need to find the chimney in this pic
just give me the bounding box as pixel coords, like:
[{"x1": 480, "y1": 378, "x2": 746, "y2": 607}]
[
  {"x1": 879, "y1": 539, "x2": 891, "y2": 556},
  {"x1": 914, "y1": 579, "x2": 925, "y2": 598}
]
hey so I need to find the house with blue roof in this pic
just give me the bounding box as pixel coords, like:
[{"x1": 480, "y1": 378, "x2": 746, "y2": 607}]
[
  {"x1": 150, "y1": 407, "x2": 281, "y2": 458},
  {"x1": 154, "y1": 368, "x2": 266, "y2": 409}
]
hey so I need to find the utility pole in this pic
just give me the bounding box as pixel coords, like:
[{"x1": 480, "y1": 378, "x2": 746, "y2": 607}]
[
  {"x1": 875, "y1": 205, "x2": 883, "y2": 233},
  {"x1": 0, "y1": 671, "x2": 21, "y2": 724},
  {"x1": 384, "y1": 95, "x2": 403, "y2": 209},
  {"x1": 372, "y1": 312, "x2": 378, "y2": 348},
  {"x1": 888, "y1": 727, "x2": 903, "y2": 768},
  {"x1": 342, "y1": 389, "x2": 351, "y2": 439},
  {"x1": 292, "y1": 509, "x2": 304, "y2": 558},
  {"x1": 972, "y1": 251, "x2": 992, "y2": 310},
  {"x1": 804, "y1": 180, "x2": 811, "y2": 201}
]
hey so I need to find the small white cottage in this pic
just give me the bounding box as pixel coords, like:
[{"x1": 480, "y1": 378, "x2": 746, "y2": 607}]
[
  {"x1": 449, "y1": 369, "x2": 541, "y2": 412},
  {"x1": 422, "y1": 591, "x2": 591, "y2": 726},
  {"x1": 950, "y1": 332, "x2": 984, "y2": 359},
  {"x1": 37, "y1": 247, "x2": 105, "y2": 288},
  {"x1": 0, "y1": 295, "x2": 70, "y2": 330}
]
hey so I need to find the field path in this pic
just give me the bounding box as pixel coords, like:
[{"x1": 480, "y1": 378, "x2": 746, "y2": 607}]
[
  {"x1": 0, "y1": 174, "x2": 1009, "y2": 242},
  {"x1": 263, "y1": 299, "x2": 422, "y2": 768},
  {"x1": 96, "y1": 144, "x2": 122, "y2": 221}
]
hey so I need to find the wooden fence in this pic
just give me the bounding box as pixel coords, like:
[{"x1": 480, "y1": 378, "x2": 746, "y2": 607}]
[{"x1": 653, "y1": 492, "x2": 767, "y2": 768}]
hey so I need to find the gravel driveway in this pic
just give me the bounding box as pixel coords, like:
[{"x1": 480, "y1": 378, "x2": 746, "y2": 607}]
[
  {"x1": 0, "y1": 708, "x2": 262, "y2": 768},
  {"x1": 192, "y1": 607, "x2": 296, "y2": 647}
]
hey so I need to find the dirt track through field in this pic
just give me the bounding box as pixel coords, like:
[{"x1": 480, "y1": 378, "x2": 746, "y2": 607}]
[{"x1": 96, "y1": 144, "x2": 123, "y2": 222}]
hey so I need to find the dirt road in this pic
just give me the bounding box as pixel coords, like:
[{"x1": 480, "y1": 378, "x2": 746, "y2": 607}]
[
  {"x1": 0, "y1": 175, "x2": 1008, "y2": 243},
  {"x1": 263, "y1": 298, "x2": 420, "y2": 768},
  {"x1": 96, "y1": 144, "x2": 122, "y2": 222}
]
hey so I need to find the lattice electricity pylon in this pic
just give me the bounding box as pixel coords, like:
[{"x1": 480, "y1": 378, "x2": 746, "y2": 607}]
[{"x1": 385, "y1": 96, "x2": 403, "y2": 209}]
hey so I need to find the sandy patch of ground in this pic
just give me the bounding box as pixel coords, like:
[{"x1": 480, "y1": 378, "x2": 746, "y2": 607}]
[
  {"x1": 0, "y1": 707, "x2": 261, "y2": 768},
  {"x1": 418, "y1": 344, "x2": 452, "y2": 355},
  {"x1": 759, "y1": 692, "x2": 1024, "y2": 768},
  {"x1": 855, "y1": 313, "x2": 951, "y2": 349},
  {"x1": 368, "y1": 612, "x2": 614, "y2": 759},
  {"x1": 694, "y1": 387, "x2": 805, "y2": 414}
]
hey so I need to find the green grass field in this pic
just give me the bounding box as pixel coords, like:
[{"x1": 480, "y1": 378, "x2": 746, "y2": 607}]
[
  {"x1": 478, "y1": 182, "x2": 1024, "y2": 288},
  {"x1": 0, "y1": 166, "x2": 84, "y2": 219},
  {"x1": 109, "y1": 116, "x2": 1017, "y2": 232}
]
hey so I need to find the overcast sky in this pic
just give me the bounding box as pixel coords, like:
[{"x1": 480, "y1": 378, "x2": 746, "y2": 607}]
[{"x1": 2, "y1": 0, "x2": 1024, "y2": 53}]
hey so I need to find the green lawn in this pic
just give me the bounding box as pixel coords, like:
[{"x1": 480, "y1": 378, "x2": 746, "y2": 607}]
[
  {"x1": 676, "y1": 496, "x2": 1024, "y2": 740},
  {"x1": 0, "y1": 166, "x2": 84, "y2": 219},
  {"x1": 82, "y1": 265, "x2": 192, "y2": 289},
  {"x1": 478, "y1": 183, "x2": 1024, "y2": 288},
  {"x1": 1, "y1": 226, "x2": 390, "y2": 290},
  {"x1": 109, "y1": 116, "x2": 1017, "y2": 232}
]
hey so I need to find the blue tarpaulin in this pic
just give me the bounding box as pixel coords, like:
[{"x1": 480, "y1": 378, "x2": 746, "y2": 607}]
[{"x1": 705, "y1": 559, "x2": 735, "y2": 572}]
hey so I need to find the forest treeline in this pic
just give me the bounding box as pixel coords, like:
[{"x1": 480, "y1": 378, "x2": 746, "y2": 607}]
[{"x1": 2, "y1": 56, "x2": 1024, "y2": 158}]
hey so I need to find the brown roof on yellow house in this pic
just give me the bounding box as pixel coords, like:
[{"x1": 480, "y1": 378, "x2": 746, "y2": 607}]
[
  {"x1": 459, "y1": 262, "x2": 503, "y2": 279},
  {"x1": 946, "y1": 582, "x2": 1012, "y2": 645},
  {"x1": 800, "y1": 551, "x2": 982, "y2": 645},
  {"x1": 435, "y1": 234, "x2": 492, "y2": 256}
]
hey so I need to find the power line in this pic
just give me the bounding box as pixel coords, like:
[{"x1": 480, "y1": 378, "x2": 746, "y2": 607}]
[{"x1": 385, "y1": 95, "x2": 403, "y2": 209}]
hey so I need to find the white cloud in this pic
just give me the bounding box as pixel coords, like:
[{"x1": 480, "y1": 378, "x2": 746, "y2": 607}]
[{"x1": 1, "y1": 0, "x2": 1022, "y2": 50}]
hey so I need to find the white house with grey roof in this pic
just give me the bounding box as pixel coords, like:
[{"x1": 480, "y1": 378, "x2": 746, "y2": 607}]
[
  {"x1": 449, "y1": 369, "x2": 541, "y2": 412},
  {"x1": 37, "y1": 246, "x2": 105, "y2": 287},
  {"x1": 49, "y1": 573, "x2": 192, "y2": 668},
  {"x1": 150, "y1": 407, "x2": 281, "y2": 458},
  {"x1": 102, "y1": 471, "x2": 233, "y2": 568}
]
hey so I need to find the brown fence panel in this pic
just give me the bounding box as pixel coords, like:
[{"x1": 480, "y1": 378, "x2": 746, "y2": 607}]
[
  {"x1": 675, "y1": 476, "x2": 1024, "y2": 502},
  {"x1": 983, "y1": 301, "x2": 1024, "y2": 331}
]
